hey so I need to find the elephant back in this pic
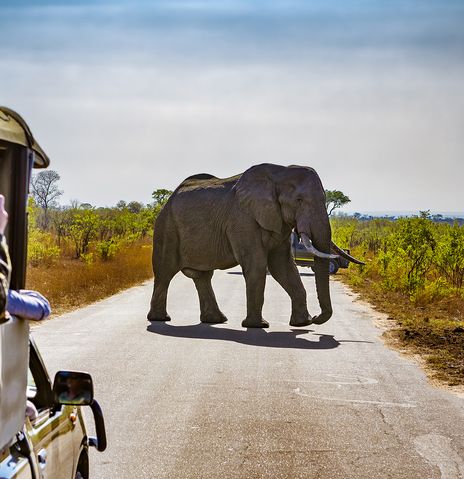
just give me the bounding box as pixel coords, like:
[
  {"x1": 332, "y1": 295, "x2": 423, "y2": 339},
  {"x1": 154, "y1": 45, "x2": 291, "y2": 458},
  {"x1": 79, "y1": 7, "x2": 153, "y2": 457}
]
[{"x1": 175, "y1": 173, "x2": 241, "y2": 195}]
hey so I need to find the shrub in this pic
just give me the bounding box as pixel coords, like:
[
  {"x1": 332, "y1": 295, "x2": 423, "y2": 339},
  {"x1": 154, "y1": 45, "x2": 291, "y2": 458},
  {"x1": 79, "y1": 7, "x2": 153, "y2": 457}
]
[
  {"x1": 28, "y1": 229, "x2": 60, "y2": 267},
  {"x1": 95, "y1": 239, "x2": 120, "y2": 261},
  {"x1": 332, "y1": 214, "x2": 463, "y2": 299},
  {"x1": 382, "y1": 216, "x2": 436, "y2": 293},
  {"x1": 433, "y1": 223, "x2": 464, "y2": 288}
]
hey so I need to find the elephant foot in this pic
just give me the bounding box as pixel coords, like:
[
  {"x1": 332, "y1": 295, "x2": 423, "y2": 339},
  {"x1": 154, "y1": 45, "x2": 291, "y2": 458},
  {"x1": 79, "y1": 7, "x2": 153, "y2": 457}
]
[
  {"x1": 147, "y1": 311, "x2": 171, "y2": 322},
  {"x1": 289, "y1": 313, "x2": 312, "y2": 327},
  {"x1": 200, "y1": 312, "x2": 228, "y2": 324},
  {"x1": 311, "y1": 312, "x2": 332, "y2": 325},
  {"x1": 241, "y1": 317, "x2": 269, "y2": 329}
]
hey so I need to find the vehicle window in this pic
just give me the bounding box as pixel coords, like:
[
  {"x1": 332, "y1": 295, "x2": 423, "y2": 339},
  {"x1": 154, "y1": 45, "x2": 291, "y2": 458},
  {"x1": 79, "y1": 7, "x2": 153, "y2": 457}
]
[
  {"x1": 28, "y1": 342, "x2": 54, "y2": 411},
  {"x1": 27, "y1": 368, "x2": 37, "y2": 399}
]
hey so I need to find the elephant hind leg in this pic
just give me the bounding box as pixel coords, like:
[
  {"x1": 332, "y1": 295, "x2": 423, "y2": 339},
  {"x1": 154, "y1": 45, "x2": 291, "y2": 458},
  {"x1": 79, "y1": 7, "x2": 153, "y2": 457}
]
[
  {"x1": 189, "y1": 270, "x2": 227, "y2": 324},
  {"x1": 147, "y1": 267, "x2": 179, "y2": 322},
  {"x1": 147, "y1": 209, "x2": 180, "y2": 321},
  {"x1": 240, "y1": 262, "x2": 269, "y2": 329}
]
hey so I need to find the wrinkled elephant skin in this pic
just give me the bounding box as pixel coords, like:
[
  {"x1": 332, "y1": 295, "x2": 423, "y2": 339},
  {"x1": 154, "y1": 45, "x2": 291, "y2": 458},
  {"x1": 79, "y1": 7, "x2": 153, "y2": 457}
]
[{"x1": 147, "y1": 164, "x2": 361, "y2": 328}]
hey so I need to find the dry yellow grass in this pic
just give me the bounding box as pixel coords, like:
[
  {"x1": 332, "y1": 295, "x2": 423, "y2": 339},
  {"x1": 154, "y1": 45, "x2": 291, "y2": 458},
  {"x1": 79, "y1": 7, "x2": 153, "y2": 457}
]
[
  {"x1": 337, "y1": 269, "x2": 464, "y2": 386},
  {"x1": 26, "y1": 241, "x2": 153, "y2": 316}
]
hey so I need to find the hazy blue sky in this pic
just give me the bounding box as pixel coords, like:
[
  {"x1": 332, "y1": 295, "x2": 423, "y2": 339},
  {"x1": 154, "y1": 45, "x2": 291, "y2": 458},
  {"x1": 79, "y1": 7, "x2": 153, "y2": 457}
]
[{"x1": 1, "y1": 0, "x2": 463, "y2": 213}]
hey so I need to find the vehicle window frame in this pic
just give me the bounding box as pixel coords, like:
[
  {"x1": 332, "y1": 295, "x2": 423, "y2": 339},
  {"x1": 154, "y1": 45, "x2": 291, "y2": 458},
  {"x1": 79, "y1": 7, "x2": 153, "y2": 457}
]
[{"x1": 28, "y1": 341, "x2": 54, "y2": 411}]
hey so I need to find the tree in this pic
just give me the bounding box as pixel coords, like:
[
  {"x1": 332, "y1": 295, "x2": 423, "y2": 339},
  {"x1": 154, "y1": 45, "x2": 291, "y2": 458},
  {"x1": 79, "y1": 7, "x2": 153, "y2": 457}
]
[
  {"x1": 325, "y1": 190, "x2": 351, "y2": 216},
  {"x1": 67, "y1": 209, "x2": 99, "y2": 258},
  {"x1": 434, "y1": 223, "x2": 464, "y2": 288},
  {"x1": 389, "y1": 216, "x2": 436, "y2": 292},
  {"x1": 79, "y1": 203, "x2": 94, "y2": 210},
  {"x1": 152, "y1": 189, "x2": 172, "y2": 207},
  {"x1": 127, "y1": 201, "x2": 144, "y2": 214},
  {"x1": 31, "y1": 170, "x2": 63, "y2": 228}
]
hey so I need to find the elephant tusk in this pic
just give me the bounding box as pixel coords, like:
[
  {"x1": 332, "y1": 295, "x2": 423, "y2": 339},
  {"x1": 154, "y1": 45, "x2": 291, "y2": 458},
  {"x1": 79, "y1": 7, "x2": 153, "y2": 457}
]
[
  {"x1": 300, "y1": 233, "x2": 339, "y2": 260},
  {"x1": 331, "y1": 241, "x2": 365, "y2": 265}
]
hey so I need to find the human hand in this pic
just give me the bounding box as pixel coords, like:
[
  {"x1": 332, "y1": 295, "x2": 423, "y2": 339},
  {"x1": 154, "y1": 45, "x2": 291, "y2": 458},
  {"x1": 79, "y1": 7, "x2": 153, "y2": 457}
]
[{"x1": 0, "y1": 195, "x2": 8, "y2": 235}]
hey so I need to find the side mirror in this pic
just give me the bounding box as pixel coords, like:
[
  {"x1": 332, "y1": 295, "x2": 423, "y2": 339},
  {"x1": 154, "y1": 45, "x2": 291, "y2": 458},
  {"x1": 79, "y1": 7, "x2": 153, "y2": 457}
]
[
  {"x1": 52, "y1": 370, "x2": 107, "y2": 451},
  {"x1": 53, "y1": 371, "x2": 93, "y2": 406}
]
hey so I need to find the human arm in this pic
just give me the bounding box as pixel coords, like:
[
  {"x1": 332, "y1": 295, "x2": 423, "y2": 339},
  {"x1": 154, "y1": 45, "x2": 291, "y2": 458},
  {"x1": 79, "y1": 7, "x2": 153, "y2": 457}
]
[{"x1": 7, "y1": 289, "x2": 51, "y2": 321}]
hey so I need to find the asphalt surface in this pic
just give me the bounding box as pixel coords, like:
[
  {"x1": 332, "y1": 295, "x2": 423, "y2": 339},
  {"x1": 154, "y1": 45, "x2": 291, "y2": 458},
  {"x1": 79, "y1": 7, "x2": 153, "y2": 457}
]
[{"x1": 31, "y1": 267, "x2": 464, "y2": 479}]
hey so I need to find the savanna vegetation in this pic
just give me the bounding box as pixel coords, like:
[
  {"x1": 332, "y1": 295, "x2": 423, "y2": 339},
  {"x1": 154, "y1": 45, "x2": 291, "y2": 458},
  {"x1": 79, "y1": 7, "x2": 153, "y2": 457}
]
[
  {"x1": 26, "y1": 170, "x2": 172, "y2": 314},
  {"x1": 26, "y1": 172, "x2": 463, "y2": 386},
  {"x1": 331, "y1": 212, "x2": 464, "y2": 385}
]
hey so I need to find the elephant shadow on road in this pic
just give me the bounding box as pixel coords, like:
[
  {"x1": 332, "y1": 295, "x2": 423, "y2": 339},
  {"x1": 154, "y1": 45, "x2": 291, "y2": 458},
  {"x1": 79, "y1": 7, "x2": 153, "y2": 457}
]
[{"x1": 147, "y1": 322, "x2": 340, "y2": 350}]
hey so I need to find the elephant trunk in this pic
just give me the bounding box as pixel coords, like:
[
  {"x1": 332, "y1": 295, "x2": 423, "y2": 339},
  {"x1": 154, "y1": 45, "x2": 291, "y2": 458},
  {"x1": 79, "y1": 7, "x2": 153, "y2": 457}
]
[
  {"x1": 313, "y1": 255, "x2": 333, "y2": 324},
  {"x1": 297, "y1": 217, "x2": 333, "y2": 325}
]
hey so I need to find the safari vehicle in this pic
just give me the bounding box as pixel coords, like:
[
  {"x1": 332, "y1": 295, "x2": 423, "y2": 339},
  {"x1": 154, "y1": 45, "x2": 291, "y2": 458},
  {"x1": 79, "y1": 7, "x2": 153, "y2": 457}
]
[
  {"x1": 291, "y1": 231, "x2": 350, "y2": 274},
  {"x1": 0, "y1": 107, "x2": 106, "y2": 479}
]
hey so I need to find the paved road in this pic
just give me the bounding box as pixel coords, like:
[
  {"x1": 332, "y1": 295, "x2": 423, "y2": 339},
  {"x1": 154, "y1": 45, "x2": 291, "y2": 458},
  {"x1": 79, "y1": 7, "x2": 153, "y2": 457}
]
[{"x1": 31, "y1": 268, "x2": 464, "y2": 479}]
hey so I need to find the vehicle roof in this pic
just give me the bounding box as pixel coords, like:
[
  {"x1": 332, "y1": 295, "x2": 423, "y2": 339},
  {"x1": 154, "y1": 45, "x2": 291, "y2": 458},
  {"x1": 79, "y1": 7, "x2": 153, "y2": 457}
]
[{"x1": 0, "y1": 106, "x2": 50, "y2": 168}]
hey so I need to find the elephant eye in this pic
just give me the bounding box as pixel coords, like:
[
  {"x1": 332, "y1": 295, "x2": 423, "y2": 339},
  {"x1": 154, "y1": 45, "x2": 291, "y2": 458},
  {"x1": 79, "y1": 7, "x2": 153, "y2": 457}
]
[{"x1": 296, "y1": 198, "x2": 303, "y2": 204}]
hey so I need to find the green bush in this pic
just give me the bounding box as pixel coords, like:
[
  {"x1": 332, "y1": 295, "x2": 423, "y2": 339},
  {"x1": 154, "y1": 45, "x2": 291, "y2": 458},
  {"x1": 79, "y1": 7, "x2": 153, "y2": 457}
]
[
  {"x1": 28, "y1": 229, "x2": 61, "y2": 267},
  {"x1": 332, "y1": 214, "x2": 463, "y2": 303},
  {"x1": 95, "y1": 239, "x2": 120, "y2": 261},
  {"x1": 434, "y1": 223, "x2": 464, "y2": 289},
  {"x1": 27, "y1": 198, "x2": 158, "y2": 270}
]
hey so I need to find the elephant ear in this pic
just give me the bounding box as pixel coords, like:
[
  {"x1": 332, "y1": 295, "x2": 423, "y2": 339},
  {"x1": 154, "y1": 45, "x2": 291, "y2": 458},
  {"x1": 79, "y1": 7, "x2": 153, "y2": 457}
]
[{"x1": 235, "y1": 164, "x2": 282, "y2": 234}]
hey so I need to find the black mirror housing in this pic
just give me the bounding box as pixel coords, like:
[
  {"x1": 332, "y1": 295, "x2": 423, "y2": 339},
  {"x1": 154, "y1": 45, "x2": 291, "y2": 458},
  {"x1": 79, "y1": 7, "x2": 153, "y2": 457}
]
[
  {"x1": 52, "y1": 370, "x2": 107, "y2": 451},
  {"x1": 53, "y1": 370, "x2": 94, "y2": 406}
]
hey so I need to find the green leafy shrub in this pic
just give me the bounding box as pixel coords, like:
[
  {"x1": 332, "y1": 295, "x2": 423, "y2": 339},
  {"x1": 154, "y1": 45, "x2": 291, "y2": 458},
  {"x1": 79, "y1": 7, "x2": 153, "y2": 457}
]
[
  {"x1": 28, "y1": 229, "x2": 61, "y2": 267},
  {"x1": 67, "y1": 209, "x2": 99, "y2": 258},
  {"x1": 332, "y1": 214, "x2": 463, "y2": 300},
  {"x1": 95, "y1": 239, "x2": 120, "y2": 261},
  {"x1": 80, "y1": 252, "x2": 94, "y2": 265},
  {"x1": 434, "y1": 223, "x2": 464, "y2": 289}
]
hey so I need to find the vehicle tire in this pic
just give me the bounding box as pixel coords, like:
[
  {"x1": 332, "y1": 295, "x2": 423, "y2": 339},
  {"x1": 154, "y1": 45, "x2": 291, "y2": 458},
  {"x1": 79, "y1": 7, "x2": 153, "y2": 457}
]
[
  {"x1": 329, "y1": 260, "x2": 339, "y2": 275},
  {"x1": 75, "y1": 451, "x2": 89, "y2": 479}
]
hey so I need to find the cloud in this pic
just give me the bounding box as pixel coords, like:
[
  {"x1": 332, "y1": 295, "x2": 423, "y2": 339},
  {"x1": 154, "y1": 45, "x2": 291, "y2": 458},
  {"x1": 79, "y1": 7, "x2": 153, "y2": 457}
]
[{"x1": 0, "y1": 0, "x2": 463, "y2": 211}]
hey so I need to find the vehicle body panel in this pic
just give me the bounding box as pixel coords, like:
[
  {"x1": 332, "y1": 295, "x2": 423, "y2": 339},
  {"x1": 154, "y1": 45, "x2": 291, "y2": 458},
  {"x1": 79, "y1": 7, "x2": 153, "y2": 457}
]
[
  {"x1": 27, "y1": 338, "x2": 86, "y2": 478},
  {"x1": 0, "y1": 446, "x2": 34, "y2": 479},
  {"x1": 1, "y1": 335, "x2": 89, "y2": 479},
  {"x1": 0, "y1": 316, "x2": 29, "y2": 452}
]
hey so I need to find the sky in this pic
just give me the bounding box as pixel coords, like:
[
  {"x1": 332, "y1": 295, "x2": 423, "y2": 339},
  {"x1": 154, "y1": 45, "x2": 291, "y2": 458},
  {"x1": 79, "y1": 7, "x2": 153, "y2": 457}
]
[{"x1": 1, "y1": 0, "x2": 463, "y2": 214}]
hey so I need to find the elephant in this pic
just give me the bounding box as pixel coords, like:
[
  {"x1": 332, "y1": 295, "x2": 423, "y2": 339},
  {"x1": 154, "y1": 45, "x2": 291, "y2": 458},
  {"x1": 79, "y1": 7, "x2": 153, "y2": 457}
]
[{"x1": 147, "y1": 163, "x2": 363, "y2": 328}]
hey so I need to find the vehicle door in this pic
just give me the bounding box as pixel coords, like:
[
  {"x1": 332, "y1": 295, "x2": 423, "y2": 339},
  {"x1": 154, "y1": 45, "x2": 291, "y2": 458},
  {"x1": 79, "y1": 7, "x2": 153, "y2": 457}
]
[{"x1": 26, "y1": 343, "x2": 78, "y2": 479}]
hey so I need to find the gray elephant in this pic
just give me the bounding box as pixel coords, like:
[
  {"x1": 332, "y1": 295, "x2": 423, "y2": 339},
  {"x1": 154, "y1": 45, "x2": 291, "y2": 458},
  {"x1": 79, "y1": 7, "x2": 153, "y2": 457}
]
[{"x1": 147, "y1": 163, "x2": 363, "y2": 328}]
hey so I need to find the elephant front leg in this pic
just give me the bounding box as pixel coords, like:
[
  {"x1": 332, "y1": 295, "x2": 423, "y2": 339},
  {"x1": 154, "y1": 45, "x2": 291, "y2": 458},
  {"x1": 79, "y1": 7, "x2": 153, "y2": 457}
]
[
  {"x1": 268, "y1": 246, "x2": 312, "y2": 327},
  {"x1": 241, "y1": 263, "x2": 269, "y2": 328}
]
